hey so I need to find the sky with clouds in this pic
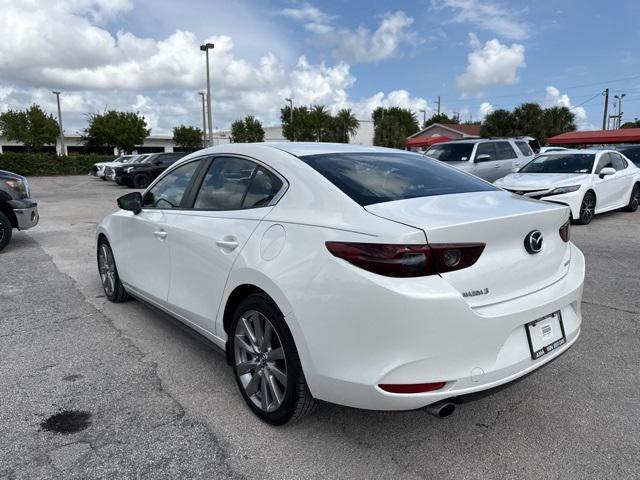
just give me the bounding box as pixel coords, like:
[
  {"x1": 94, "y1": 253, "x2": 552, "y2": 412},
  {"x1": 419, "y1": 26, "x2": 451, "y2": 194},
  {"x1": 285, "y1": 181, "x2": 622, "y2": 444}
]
[{"x1": 1, "y1": 0, "x2": 640, "y2": 135}]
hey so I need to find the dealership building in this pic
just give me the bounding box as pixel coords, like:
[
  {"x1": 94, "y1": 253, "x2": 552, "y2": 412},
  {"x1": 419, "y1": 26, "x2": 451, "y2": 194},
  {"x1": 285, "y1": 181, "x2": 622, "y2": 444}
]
[{"x1": 0, "y1": 120, "x2": 375, "y2": 155}]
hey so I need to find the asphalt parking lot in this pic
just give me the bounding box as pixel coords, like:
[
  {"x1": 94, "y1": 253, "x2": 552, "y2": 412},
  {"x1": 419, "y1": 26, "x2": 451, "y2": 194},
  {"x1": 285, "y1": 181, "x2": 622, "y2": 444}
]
[{"x1": 1, "y1": 175, "x2": 639, "y2": 480}]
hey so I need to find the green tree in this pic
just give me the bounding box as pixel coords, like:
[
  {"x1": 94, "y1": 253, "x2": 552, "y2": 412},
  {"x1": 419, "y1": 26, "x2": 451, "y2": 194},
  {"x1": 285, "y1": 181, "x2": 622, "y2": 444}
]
[
  {"x1": 513, "y1": 103, "x2": 545, "y2": 140},
  {"x1": 0, "y1": 104, "x2": 59, "y2": 150},
  {"x1": 480, "y1": 109, "x2": 517, "y2": 137},
  {"x1": 334, "y1": 108, "x2": 360, "y2": 142},
  {"x1": 423, "y1": 112, "x2": 458, "y2": 129},
  {"x1": 621, "y1": 120, "x2": 640, "y2": 129},
  {"x1": 173, "y1": 125, "x2": 203, "y2": 151},
  {"x1": 372, "y1": 107, "x2": 419, "y2": 149},
  {"x1": 542, "y1": 106, "x2": 576, "y2": 140},
  {"x1": 83, "y1": 110, "x2": 150, "y2": 153},
  {"x1": 230, "y1": 115, "x2": 265, "y2": 143}
]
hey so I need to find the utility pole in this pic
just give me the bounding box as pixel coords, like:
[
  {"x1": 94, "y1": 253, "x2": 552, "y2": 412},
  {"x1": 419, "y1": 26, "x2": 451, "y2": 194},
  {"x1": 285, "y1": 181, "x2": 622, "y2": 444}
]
[
  {"x1": 602, "y1": 88, "x2": 609, "y2": 130},
  {"x1": 197, "y1": 91, "x2": 207, "y2": 148},
  {"x1": 200, "y1": 42, "x2": 215, "y2": 147},
  {"x1": 436, "y1": 96, "x2": 441, "y2": 116},
  {"x1": 52, "y1": 91, "x2": 66, "y2": 156},
  {"x1": 419, "y1": 109, "x2": 426, "y2": 126},
  {"x1": 285, "y1": 98, "x2": 294, "y2": 141},
  {"x1": 614, "y1": 93, "x2": 626, "y2": 128}
]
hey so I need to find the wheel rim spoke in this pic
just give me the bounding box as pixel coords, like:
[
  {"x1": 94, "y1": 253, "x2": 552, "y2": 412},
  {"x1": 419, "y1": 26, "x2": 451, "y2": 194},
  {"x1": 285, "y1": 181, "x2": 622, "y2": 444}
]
[{"x1": 234, "y1": 309, "x2": 287, "y2": 413}]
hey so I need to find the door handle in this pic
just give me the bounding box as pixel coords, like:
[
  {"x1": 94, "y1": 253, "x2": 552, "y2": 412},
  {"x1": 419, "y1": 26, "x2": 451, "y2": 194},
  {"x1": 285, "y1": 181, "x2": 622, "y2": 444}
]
[
  {"x1": 154, "y1": 230, "x2": 168, "y2": 240},
  {"x1": 216, "y1": 239, "x2": 239, "y2": 250}
]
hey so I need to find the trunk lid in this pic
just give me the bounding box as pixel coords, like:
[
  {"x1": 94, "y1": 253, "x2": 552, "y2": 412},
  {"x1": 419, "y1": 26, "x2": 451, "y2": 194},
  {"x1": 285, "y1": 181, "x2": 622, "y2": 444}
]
[{"x1": 365, "y1": 191, "x2": 571, "y2": 307}]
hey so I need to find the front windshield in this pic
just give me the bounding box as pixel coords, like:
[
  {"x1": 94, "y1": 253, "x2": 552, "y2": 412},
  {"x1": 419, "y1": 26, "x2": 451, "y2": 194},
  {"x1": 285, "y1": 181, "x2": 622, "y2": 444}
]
[
  {"x1": 519, "y1": 154, "x2": 595, "y2": 174},
  {"x1": 425, "y1": 143, "x2": 474, "y2": 162}
]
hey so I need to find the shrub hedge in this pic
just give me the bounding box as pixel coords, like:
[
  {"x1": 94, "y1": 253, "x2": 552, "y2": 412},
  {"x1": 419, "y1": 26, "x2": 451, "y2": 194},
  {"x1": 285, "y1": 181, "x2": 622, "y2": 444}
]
[{"x1": 0, "y1": 152, "x2": 116, "y2": 176}]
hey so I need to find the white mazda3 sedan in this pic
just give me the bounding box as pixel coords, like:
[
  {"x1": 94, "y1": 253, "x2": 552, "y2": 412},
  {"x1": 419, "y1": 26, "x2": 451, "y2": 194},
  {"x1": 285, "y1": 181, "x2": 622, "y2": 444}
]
[
  {"x1": 495, "y1": 149, "x2": 640, "y2": 225},
  {"x1": 97, "y1": 143, "x2": 585, "y2": 425}
]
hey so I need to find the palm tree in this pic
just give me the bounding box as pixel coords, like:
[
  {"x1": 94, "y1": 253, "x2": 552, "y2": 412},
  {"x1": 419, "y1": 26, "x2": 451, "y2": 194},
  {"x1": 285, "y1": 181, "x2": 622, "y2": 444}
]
[
  {"x1": 336, "y1": 108, "x2": 360, "y2": 143},
  {"x1": 310, "y1": 105, "x2": 331, "y2": 141}
]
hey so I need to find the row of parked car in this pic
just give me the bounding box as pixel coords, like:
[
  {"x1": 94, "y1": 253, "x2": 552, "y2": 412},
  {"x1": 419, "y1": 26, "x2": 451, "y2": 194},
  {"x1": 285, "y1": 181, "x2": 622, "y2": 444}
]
[
  {"x1": 423, "y1": 138, "x2": 640, "y2": 225},
  {"x1": 91, "y1": 152, "x2": 188, "y2": 188}
]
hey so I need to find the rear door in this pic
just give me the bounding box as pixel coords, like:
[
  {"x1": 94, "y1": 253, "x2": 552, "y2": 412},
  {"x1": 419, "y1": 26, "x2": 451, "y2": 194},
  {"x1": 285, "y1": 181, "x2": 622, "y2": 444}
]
[
  {"x1": 495, "y1": 141, "x2": 520, "y2": 178},
  {"x1": 472, "y1": 142, "x2": 503, "y2": 181},
  {"x1": 164, "y1": 156, "x2": 284, "y2": 334}
]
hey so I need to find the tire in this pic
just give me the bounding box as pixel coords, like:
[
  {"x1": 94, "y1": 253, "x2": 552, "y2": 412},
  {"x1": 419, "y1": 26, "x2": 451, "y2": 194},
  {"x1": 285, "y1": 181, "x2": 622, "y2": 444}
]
[
  {"x1": 97, "y1": 239, "x2": 129, "y2": 302},
  {"x1": 0, "y1": 211, "x2": 12, "y2": 252},
  {"x1": 101, "y1": 176, "x2": 107, "y2": 181},
  {"x1": 230, "y1": 294, "x2": 317, "y2": 425},
  {"x1": 622, "y1": 183, "x2": 640, "y2": 212},
  {"x1": 132, "y1": 173, "x2": 151, "y2": 189},
  {"x1": 573, "y1": 191, "x2": 596, "y2": 225}
]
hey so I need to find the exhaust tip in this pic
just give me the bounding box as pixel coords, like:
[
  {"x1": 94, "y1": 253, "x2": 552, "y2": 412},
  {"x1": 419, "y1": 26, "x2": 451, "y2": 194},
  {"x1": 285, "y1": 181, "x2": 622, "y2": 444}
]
[{"x1": 424, "y1": 401, "x2": 456, "y2": 418}]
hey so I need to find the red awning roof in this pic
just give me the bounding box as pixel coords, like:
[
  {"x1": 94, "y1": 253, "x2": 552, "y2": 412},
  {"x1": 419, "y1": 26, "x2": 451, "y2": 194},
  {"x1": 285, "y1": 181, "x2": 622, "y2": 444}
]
[
  {"x1": 406, "y1": 135, "x2": 451, "y2": 148},
  {"x1": 547, "y1": 128, "x2": 640, "y2": 145}
]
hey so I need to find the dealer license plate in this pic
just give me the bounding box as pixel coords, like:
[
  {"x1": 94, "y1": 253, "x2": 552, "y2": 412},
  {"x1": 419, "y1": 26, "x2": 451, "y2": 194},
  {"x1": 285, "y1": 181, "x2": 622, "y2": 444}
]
[{"x1": 525, "y1": 311, "x2": 566, "y2": 360}]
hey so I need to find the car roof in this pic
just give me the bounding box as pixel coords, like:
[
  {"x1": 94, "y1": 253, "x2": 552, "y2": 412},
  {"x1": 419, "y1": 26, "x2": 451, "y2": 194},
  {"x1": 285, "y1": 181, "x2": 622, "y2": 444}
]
[
  {"x1": 183, "y1": 142, "x2": 412, "y2": 158},
  {"x1": 537, "y1": 149, "x2": 610, "y2": 155},
  {"x1": 432, "y1": 138, "x2": 522, "y2": 145}
]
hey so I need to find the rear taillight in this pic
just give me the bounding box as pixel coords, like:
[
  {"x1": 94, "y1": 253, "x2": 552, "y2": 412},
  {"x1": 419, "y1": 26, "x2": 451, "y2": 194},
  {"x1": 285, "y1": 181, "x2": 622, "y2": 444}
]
[
  {"x1": 559, "y1": 220, "x2": 570, "y2": 242},
  {"x1": 379, "y1": 382, "x2": 446, "y2": 394},
  {"x1": 325, "y1": 242, "x2": 485, "y2": 277}
]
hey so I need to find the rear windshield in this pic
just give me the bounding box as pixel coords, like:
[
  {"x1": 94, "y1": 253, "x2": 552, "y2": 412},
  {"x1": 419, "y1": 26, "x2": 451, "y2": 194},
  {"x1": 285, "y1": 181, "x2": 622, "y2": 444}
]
[
  {"x1": 299, "y1": 152, "x2": 498, "y2": 206},
  {"x1": 425, "y1": 143, "x2": 474, "y2": 162},
  {"x1": 519, "y1": 154, "x2": 595, "y2": 174}
]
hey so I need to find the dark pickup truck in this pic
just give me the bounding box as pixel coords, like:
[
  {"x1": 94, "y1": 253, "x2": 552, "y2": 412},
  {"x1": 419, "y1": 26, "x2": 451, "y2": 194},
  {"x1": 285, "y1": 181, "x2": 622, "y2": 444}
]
[
  {"x1": 0, "y1": 170, "x2": 39, "y2": 252},
  {"x1": 114, "y1": 152, "x2": 187, "y2": 188}
]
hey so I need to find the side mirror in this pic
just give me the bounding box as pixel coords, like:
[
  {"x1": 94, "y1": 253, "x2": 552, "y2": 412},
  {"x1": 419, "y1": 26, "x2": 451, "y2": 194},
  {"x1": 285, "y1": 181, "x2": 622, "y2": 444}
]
[
  {"x1": 476, "y1": 154, "x2": 491, "y2": 163},
  {"x1": 117, "y1": 192, "x2": 142, "y2": 214},
  {"x1": 599, "y1": 167, "x2": 616, "y2": 178}
]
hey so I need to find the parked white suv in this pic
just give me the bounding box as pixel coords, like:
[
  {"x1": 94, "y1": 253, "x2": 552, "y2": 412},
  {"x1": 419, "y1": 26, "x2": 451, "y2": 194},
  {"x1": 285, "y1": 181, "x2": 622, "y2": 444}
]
[{"x1": 425, "y1": 138, "x2": 535, "y2": 182}]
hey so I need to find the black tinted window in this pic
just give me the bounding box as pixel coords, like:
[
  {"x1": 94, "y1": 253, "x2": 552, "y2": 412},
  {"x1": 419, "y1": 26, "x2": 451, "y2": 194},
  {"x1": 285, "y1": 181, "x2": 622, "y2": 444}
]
[
  {"x1": 300, "y1": 152, "x2": 497, "y2": 206},
  {"x1": 242, "y1": 168, "x2": 283, "y2": 208},
  {"x1": 425, "y1": 143, "x2": 473, "y2": 162},
  {"x1": 521, "y1": 154, "x2": 595, "y2": 174},
  {"x1": 142, "y1": 160, "x2": 200, "y2": 208},
  {"x1": 476, "y1": 143, "x2": 497, "y2": 161},
  {"x1": 610, "y1": 152, "x2": 627, "y2": 170},
  {"x1": 495, "y1": 142, "x2": 517, "y2": 160},
  {"x1": 194, "y1": 157, "x2": 256, "y2": 210},
  {"x1": 618, "y1": 147, "x2": 640, "y2": 166}
]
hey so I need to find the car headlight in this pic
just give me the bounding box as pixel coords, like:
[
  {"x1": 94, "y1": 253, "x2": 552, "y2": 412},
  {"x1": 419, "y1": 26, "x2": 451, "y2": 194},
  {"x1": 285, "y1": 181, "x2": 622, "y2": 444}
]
[
  {"x1": 547, "y1": 185, "x2": 580, "y2": 196},
  {"x1": 4, "y1": 178, "x2": 29, "y2": 198}
]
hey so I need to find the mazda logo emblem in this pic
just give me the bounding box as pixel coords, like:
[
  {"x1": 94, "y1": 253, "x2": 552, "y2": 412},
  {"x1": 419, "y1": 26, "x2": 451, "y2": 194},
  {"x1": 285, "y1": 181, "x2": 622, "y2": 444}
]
[{"x1": 524, "y1": 230, "x2": 543, "y2": 254}]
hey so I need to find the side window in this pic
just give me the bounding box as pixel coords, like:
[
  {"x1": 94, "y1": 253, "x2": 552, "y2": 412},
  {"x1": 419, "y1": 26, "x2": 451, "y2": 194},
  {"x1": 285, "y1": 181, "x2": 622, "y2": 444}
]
[
  {"x1": 194, "y1": 157, "x2": 257, "y2": 210},
  {"x1": 595, "y1": 153, "x2": 614, "y2": 174},
  {"x1": 610, "y1": 152, "x2": 627, "y2": 170},
  {"x1": 142, "y1": 160, "x2": 201, "y2": 209},
  {"x1": 475, "y1": 142, "x2": 497, "y2": 161},
  {"x1": 515, "y1": 141, "x2": 533, "y2": 157},
  {"x1": 242, "y1": 168, "x2": 284, "y2": 208},
  {"x1": 621, "y1": 148, "x2": 640, "y2": 166},
  {"x1": 495, "y1": 141, "x2": 518, "y2": 160}
]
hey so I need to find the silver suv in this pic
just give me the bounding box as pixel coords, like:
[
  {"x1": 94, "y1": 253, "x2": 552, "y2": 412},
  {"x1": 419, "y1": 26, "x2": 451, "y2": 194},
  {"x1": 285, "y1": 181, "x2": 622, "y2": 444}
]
[{"x1": 424, "y1": 138, "x2": 535, "y2": 182}]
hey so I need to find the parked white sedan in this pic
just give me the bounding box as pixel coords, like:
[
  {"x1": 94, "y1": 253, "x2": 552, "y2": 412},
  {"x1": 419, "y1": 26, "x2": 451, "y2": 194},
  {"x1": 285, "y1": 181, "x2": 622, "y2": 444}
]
[
  {"x1": 495, "y1": 149, "x2": 640, "y2": 224},
  {"x1": 90, "y1": 155, "x2": 135, "y2": 180},
  {"x1": 97, "y1": 143, "x2": 584, "y2": 424}
]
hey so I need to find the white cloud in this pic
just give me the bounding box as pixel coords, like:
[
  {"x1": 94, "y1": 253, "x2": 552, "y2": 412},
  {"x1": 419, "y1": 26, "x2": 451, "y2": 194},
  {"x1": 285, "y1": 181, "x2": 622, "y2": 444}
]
[
  {"x1": 544, "y1": 86, "x2": 590, "y2": 130},
  {"x1": 0, "y1": 0, "x2": 429, "y2": 133},
  {"x1": 456, "y1": 34, "x2": 525, "y2": 94},
  {"x1": 479, "y1": 101, "x2": 494, "y2": 117},
  {"x1": 281, "y1": 6, "x2": 421, "y2": 63},
  {"x1": 431, "y1": 0, "x2": 529, "y2": 40}
]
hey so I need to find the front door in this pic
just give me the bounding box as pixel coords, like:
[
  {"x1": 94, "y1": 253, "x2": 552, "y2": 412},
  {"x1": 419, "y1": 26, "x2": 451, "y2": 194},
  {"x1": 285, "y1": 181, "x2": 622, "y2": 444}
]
[{"x1": 165, "y1": 157, "x2": 284, "y2": 335}]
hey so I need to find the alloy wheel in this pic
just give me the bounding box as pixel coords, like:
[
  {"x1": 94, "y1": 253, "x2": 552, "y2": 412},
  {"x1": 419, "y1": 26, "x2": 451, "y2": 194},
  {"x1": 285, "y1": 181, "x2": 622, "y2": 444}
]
[
  {"x1": 98, "y1": 243, "x2": 116, "y2": 296},
  {"x1": 580, "y1": 193, "x2": 595, "y2": 224},
  {"x1": 234, "y1": 310, "x2": 287, "y2": 413},
  {"x1": 631, "y1": 185, "x2": 640, "y2": 210}
]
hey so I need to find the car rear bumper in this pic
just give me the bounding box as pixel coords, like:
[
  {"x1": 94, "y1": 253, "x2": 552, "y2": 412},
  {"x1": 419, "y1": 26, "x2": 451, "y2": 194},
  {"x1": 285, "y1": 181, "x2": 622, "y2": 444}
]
[{"x1": 294, "y1": 243, "x2": 585, "y2": 411}]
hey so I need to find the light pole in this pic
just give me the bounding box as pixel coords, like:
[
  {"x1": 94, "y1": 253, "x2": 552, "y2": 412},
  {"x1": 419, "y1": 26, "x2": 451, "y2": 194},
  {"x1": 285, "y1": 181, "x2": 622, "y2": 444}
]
[
  {"x1": 52, "y1": 90, "x2": 66, "y2": 155},
  {"x1": 285, "y1": 97, "x2": 294, "y2": 141},
  {"x1": 200, "y1": 42, "x2": 215, "y2": 146},
  {"x1": 197, "y1": 91, "x2": 207, "y2": 148},
  {"x1": 419, "y1": 109, "x2": 426, "y2": 127},
  {"x1": 614, "y1": 93, "x2": 626, "y2": 128}
]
